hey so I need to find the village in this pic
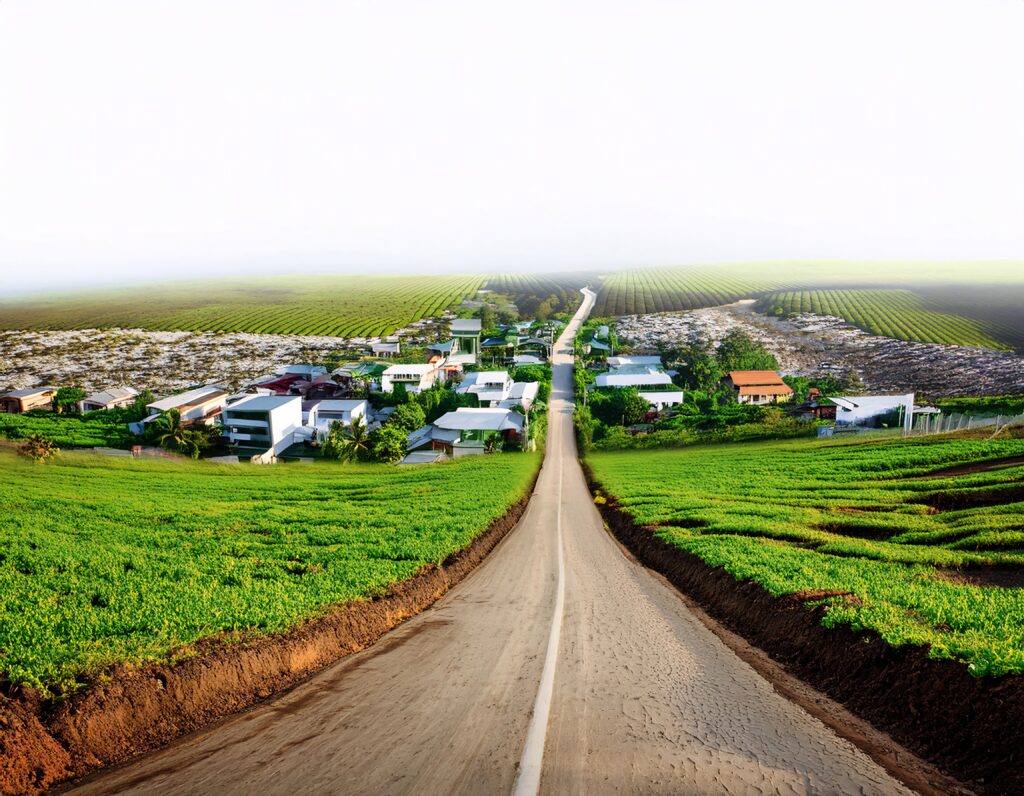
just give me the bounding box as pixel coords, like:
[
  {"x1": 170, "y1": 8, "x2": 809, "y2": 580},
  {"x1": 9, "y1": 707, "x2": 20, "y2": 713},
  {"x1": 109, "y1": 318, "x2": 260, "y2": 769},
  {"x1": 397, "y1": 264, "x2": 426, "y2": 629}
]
[
  {"x1": 5, "y1": 301, "x2": 1008, "y2": 468},
  {"x1": 0, "y1": 315, "x2": 564, "y2": 465}
]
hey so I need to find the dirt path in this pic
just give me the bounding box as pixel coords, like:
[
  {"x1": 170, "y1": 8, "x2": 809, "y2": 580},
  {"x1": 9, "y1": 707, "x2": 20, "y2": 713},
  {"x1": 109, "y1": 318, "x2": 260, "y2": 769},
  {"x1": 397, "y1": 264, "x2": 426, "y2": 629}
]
[{"x1": 67, "y1": 289, "x2": 920, "y2": 796}]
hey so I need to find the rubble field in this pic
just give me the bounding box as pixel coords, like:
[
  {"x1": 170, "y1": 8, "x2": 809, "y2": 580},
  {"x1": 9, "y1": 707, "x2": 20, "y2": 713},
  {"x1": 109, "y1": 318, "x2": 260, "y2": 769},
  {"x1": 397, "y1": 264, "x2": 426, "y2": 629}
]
[
  {"x1": 615, "y1": 301, "x2": 1024, "y2": 398},
  {"x1": 0, "y1": 316, "x2": 451, "y2": 394}
]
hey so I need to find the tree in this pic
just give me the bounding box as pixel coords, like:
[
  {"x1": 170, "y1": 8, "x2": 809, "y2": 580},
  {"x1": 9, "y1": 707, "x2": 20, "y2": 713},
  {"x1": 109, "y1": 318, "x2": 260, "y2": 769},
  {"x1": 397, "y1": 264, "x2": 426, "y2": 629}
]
[
  {"x1": 676, "y1": 342, "x2": 724, "y2": 392},
  {"x1": 150, "y1": 409, "x2": 187, "y2": 451},
  {"x1": 614, "y1": 387, "x2": 650, "y2": 426},
  {"x1": 715, "y1": 330, "x2": 779, "y2": 373},
  {"x1": 389, "y1": 402, "x2": 426, "y2": 433},
  {"x1": 369, "y1": 424, "x2": 407, "y2": 463},
  {"x1": 53, "y1": 387, "x2": 85, "y2": 414},
  {"x1": 322, "y1": 417, "x2": 370, "y2": 463},
  {"x1": 391, "y1": 382, "x2": 410, "y2": 404},
  {"x1": 478, "y1": 304, "x2": 495, "y2": 333},
  {"x1": 19, "y1": 434, "x2": 58, "y2": 461},
  {"x1": 126, "y1": 390, "x2": 155, "y2": 422}
]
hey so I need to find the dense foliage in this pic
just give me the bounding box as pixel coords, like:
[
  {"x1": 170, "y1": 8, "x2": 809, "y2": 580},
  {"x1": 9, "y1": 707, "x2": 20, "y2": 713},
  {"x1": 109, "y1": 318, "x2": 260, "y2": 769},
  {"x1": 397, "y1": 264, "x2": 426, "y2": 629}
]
[
  {"x1": 934, "y1": 394, "x2": 1024, "y2": 417},
  {"x1": 588, "y1": 433, "x2": 1024, "y2": 676},
  {"x1": 0, "y1": 449, "x2": 540, "y2": 695}
]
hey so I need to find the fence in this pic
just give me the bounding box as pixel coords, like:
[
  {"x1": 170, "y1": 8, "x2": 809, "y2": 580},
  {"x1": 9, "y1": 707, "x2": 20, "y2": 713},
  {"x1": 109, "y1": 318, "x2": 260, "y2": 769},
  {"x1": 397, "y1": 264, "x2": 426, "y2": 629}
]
[{"x1": 910, "y1": 412, "x2": 1024, "y2": 436}]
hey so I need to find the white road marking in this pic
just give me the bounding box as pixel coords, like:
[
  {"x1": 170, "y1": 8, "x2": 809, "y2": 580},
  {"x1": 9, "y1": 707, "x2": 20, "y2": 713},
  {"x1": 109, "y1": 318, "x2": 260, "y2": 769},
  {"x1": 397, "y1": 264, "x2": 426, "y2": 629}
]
[{"x1": 512, "y1": 407, "x2": 566, "y2": 796}]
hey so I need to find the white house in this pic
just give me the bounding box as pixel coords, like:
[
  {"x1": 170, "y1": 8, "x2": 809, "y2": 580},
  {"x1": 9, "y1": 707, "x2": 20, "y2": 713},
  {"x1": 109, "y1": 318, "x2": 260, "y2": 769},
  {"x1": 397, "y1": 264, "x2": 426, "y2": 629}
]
[
  {"x1": 457, "y1": 371, "x2": 540, "y2": 410},
  {"x1": 381, "y1": 363, "x2": 443, "y2": 395},
  {"x1": 222, "y1": 394, "x2": 304, "y2": 456},
  {"x1": 370, "y1": 341, "x2": 401, "y2": 357},
  {"x1": 144, "y1": 386, "x2": 228, "y2": 426},
  {"x1": 594, "y1": 360, "x2": 684, "y2": 410},
  {"x1": 78, "y1": 387, "x2": 138, "y2": 412},
  {"x1": 431, "y1": 408, "x2": 526, "y2": 456},
  {"x1": 832, "y1": 393, "x2": 916, "y2": 433},
  {"x1": 499, "y1": 382, "x2": 540, "y2": 411},
  {"x1": 305, "y1": 399, "x2": 368, "y2": 435}
]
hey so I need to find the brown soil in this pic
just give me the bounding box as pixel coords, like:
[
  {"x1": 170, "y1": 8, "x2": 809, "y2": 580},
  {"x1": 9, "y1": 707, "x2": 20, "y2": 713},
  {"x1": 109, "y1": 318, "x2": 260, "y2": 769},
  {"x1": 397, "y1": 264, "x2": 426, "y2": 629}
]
[
  {"x1": 938, "y1": 566, "x2": 1024, "y2": 589},
  {"x1": 917, "y1": 455, "x2": 1024, "y2": 478},
  {"x1": 922, "y1": 485, "x2": 1024, "y2": 511},
  {"x1": 585, "y1": 466, "x2": 1024, "y2": 796},
  {"x1": 0, "y1": 481, "x2": 536, "y2": 796}
]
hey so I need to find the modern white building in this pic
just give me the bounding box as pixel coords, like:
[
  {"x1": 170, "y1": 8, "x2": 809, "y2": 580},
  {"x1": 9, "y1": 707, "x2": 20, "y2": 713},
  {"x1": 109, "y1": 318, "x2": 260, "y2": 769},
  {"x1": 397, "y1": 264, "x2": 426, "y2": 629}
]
[
  {"x1": 594, "y1": 361, "x2": 684, "y2": 410},
  {"x1": 457, "y1": 371, "x2": 540, "y2": 410},
  {"x1": 381, "y1": 363, "x2": 443, "y2": 395},
  {"x1": 832, "y1": 393, "x2": 916, "y2": 433},
  {"x1": 222, "y1": 394, "x2": 304, "y2": 456},
  {"x1": 305, "y1": 399, "x2": 369, "y2": 435},
  {"x1": 78, "y1": 387, "x2": 138, "y2": 412}
]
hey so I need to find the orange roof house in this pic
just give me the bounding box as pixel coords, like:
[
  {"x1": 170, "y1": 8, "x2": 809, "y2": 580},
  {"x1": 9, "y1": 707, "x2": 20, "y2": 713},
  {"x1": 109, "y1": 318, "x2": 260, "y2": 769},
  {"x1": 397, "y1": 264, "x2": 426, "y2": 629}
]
[{"x1": 724, "y1": 371, "x2": 794, "y2": 405}]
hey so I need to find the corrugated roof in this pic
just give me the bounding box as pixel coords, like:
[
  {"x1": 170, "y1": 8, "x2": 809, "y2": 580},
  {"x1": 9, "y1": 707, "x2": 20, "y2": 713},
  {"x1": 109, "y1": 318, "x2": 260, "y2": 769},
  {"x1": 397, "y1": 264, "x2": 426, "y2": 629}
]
[
  {"x1": 451, "y1": 319, "x2": 482, "y2": 333},
  {"x1": 433, "y1": 408, "x2": 523, "y2": 432}
]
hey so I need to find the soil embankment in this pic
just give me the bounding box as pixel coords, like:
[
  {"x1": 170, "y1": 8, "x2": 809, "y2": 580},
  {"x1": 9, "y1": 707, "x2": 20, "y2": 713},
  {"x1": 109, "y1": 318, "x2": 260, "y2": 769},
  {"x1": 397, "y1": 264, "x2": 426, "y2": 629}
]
[
  {"x1": 585, "y1": 466, "x2": 1024, "y2": 796},
  {"x1": 0, "y1": 480, "x2": 536, "y2": 796}
]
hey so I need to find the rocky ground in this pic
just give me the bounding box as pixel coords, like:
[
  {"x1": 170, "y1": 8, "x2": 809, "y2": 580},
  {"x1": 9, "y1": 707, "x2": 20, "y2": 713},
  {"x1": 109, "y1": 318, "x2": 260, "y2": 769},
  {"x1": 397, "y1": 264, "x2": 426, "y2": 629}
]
[
  {"x1": 0, "y1": 317, "x2": 451, "y2": 395},
  {"x1": 615, "y1": 302, "x2": 1024, "y2": 398}
]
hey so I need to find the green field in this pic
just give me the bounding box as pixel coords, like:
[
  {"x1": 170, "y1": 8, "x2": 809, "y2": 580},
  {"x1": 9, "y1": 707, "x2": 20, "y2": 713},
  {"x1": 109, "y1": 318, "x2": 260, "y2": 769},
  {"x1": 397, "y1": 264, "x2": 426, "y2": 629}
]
[
  {"x1": 592, "y1": 263, "x2": 1024, "y2": 350},
  {"x1": 587, "y1": 434, "x2": 1024, "y2": 676},
  {"x1": 0, "y1": 274, "x2": 484, "y2": 338},
  {"x1": 0, "y1": 412, "x2": 135, "y2": 449},
  {"x1": 755, "y1": 289, "x2": 1009, "y2": 349},
  {"x1": 0, "y1": 450, "x2": 538, "y2": 695}
]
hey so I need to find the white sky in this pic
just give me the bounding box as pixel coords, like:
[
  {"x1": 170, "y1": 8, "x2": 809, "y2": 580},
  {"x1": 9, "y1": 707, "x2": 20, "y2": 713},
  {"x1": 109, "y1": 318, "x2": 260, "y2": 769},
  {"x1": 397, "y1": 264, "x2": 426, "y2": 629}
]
[{"x1": 1, "y1": 0, "x2": 1023, "y2": 293}]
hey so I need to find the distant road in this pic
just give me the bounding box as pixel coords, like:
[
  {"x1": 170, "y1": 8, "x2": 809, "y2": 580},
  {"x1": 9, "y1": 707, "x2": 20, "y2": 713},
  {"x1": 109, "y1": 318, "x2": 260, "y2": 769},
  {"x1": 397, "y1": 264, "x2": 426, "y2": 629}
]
[{"x1": 71, "y1": 289, "x2": 912, "y2": 795}]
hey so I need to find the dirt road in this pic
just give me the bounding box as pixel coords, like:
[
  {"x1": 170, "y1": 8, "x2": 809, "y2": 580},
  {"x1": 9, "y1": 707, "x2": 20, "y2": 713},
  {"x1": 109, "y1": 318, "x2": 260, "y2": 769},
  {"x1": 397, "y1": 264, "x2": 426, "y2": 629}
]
[{"x1": 70, "y1": 290, "x2": 914, "y2": 795}]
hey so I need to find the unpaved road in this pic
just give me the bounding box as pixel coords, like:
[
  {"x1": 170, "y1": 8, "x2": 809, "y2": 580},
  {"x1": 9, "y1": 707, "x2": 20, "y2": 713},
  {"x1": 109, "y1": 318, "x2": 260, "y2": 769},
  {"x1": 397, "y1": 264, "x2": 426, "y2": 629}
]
[{"x1": 70, "y1": 290, "x2": 915, "y2": 795}]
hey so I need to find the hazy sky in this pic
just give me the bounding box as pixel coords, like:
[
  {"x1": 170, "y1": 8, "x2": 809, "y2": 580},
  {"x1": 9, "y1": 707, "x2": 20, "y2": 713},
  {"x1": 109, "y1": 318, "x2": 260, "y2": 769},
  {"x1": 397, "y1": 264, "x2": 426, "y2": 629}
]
[{"x1": 2, "y1": 1, "x2": 1023, "y2": 293}]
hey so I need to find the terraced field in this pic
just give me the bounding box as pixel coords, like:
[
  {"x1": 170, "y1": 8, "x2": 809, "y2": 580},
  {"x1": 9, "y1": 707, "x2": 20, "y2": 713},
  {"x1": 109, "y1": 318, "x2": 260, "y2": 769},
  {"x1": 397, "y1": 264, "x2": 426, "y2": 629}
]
[
  {"x1": 755, "y1": 289, "x2": 1010, "y2": 350},
  {"x1": 587, "y1": 432, "x2": 1024, "y2": 676},
  {"x1": 0, "y1": 275, "x2": 484, "y2": 338},
  {"x1": 593, "y1": 263, "x2": 1024, "y2": 351},
  {"x1": 0, "y1": 449, "x2": 539, "y2": 695}
]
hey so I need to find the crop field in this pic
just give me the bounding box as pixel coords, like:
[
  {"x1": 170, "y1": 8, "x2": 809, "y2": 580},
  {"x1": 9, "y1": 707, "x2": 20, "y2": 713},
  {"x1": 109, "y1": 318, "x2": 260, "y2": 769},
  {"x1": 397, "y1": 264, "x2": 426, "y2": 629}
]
[
  {"x1": 0, "y1": 412, "x2": 135, "y2": 449},
  {"x1": 0, "y1": 450, "x2": 538, "y2": 695},
  {"x1": 593, "y1": 263, "x2": 1024, "y2": 351},
  {"x1": 0, "y1": 275, "x2": 484, "y2": 338},
  {"x1": 484, "y1": 272, "x2": 594, "y2": 311},
  {"x1": 587, "y1": 433, "x2": 1024, "y2": 676},
  {"x1": 755, "y1": 289, "x2": 1009, "y2": 350}
]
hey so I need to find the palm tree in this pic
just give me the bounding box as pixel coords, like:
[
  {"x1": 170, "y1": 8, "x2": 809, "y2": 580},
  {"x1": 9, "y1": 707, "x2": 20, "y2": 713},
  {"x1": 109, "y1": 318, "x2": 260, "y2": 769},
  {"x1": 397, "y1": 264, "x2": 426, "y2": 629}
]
[
  {"x1": 151, "y1": 409, "x2": 188, "y2": 451},
  {"x1": 339, "y1": 417, "x2": 370, "y2": 462}
]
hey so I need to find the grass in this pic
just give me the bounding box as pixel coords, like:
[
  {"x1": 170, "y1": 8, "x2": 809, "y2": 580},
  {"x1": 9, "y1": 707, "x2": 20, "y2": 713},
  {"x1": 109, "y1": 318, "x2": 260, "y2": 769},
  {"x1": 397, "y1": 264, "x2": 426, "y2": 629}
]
[
  {"x1": 0, "y1": 274, "x2": 484, "y2": 338},
  {"x1": 587, "y1": 432, "x2": 1024, "y2": 676},
  {"x1": 0, "y1": 449, "x2": 539, "y2": 696},
  {"x1": 592, "y1": 262, "x2": 1024, "y2": 351},
  {"x1": 0, "y1": 412, "x2": 135, "y2": 449}
]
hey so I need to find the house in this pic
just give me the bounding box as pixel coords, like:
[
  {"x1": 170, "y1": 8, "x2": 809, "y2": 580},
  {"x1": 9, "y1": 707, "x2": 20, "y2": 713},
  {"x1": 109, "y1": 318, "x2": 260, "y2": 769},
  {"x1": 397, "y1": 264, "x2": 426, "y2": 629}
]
[
  {"x1": 594, "y1": 358, "x2": 684, "y2": 410},
  {"x1": 0, "y1": 387, "x2": 57, "y2": 414},
  {"x1": 144, "y1": 386, "x2": 228, "y2": 426},
  {"x1": 831, "y1": 393, "x2": 917, "y2": 433},
  {"x1": 78, "y1": 387, "x2": 138, "y2": 412},
  {"x1": 381, "y1": 363, "x2": 443, "y2": 395},
  {"x1": 222, "y1": 394, "x2": 304, "y2": 457},
  {"x1": 431, "y1": 408, "x2": 525, "y2": 456},
  {"x1": 305, "y1": 399, "x2": 369, "y2": 435},
  {"x1": 370, "y1": 341, "x2": 401, "y2": 358},
  {"x1": 725, "y1": 371, "x2": 794, "y2": 405},
  {"x1": 499, "y1": 382, "x2": 540, "y2": 411},
  {"x1": 584, "y1": 338, "x2": 611, "y2": 355},
  {"x1": 457, "y1": 371, "x2": 540, "y2": 410},
  {"x1": 448, "y1": 318, "x2": 482, "y2": 365},
  {"x1": 274, "y1": 364, "x2": 328, "y2": 380},
  {"x1": 405, "y1": 423, "x2": 463, "y2": 454}
]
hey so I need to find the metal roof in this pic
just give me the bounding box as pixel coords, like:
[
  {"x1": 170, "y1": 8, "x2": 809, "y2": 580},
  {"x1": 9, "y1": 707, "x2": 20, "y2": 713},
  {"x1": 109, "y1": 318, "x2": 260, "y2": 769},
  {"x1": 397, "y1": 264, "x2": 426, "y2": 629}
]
[
  {"x1": 224, "y1": 394, "x2": 301, "y2": 412},
  {"x1": 433, "y1": 408, "x2": 524, "y2": 432},
  {"x1": 451, "y1": 319, "x2": 482, "y2": 333}
]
